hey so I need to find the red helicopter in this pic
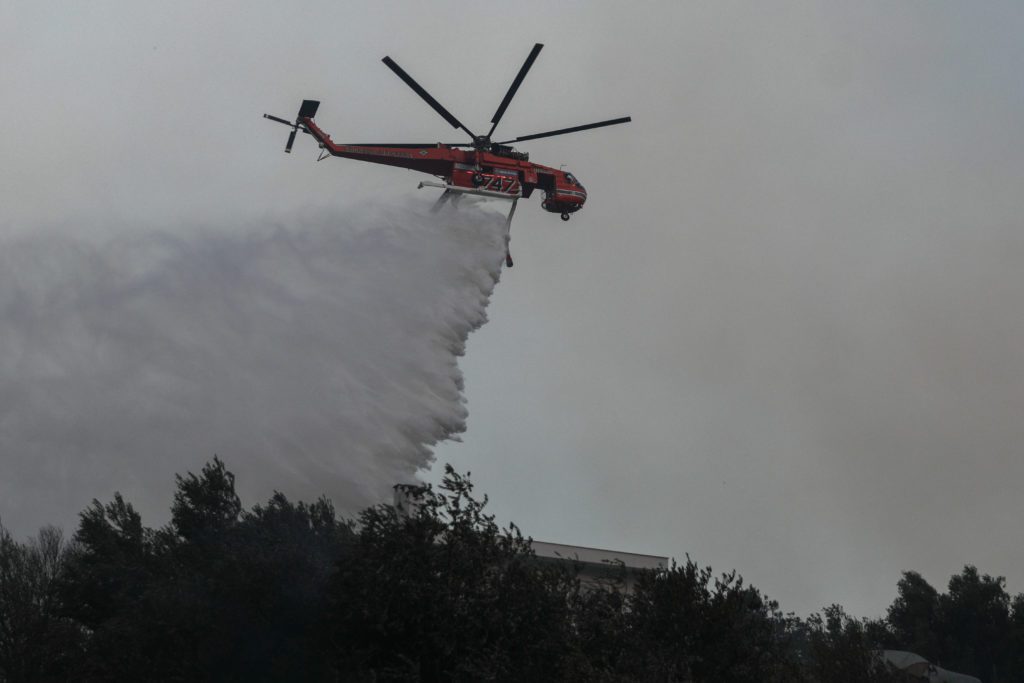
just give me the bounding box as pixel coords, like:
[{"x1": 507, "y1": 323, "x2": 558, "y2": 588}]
[{"x1": 264, "y1": 43, "x2": 630, "y2": 266}]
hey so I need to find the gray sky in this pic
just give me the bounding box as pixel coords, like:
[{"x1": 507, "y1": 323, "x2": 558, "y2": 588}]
[{"x1": 3, "y1": 1, "x2": 1024, "y2": 618}]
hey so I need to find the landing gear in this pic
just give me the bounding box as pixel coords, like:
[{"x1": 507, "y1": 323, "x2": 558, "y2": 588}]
[
  {"x1": 472, "y1": 173, "x2": 485, "y2": 187},
  {"x1": 560, "y1": 212, "x2": 570, "y2": 221}
]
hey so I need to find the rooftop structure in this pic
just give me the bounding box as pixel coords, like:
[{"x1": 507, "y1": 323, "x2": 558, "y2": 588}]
[{"x1": 531, "y1": 540, "x2": 669, "y2": 594}]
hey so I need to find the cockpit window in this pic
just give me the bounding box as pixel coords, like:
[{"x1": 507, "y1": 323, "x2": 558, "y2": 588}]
[{"x1": 563, "y1": 173, "x2": 584, "y2": 190}]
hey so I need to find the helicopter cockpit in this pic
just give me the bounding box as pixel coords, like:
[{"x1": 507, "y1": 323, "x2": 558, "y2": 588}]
[{"x1": 539, "y1": 171, "x2": 588, "y2": 220}]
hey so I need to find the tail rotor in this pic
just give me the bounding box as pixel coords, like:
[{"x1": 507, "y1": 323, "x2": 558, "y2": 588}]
[{"x1": 263, "y1": 100, "x2": 321, "y2": 154}]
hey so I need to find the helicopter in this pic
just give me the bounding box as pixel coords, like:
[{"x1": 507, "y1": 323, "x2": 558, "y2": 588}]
[{"x1": 264, "y1": 43, "x2": 630, "y2": 266}]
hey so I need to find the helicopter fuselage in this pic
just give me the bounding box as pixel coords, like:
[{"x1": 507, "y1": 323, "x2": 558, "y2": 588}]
[{"x1": 301, "y1": 117, "x2": 587, "y2": 217}]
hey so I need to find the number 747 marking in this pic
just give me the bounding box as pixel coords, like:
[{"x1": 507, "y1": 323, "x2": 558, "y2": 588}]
[{"x1": 485, "y1": 176, "x2": 521, "y2": 195}]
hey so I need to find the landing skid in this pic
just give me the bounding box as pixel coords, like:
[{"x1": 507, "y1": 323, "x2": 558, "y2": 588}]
[{"x1": 423, "y1": 184, "x2": 518, "y2": 268}]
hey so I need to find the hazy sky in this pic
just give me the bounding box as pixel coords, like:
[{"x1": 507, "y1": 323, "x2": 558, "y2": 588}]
[{"x1": 3, "y1": 1, "x2": 1024, "y2": 618}]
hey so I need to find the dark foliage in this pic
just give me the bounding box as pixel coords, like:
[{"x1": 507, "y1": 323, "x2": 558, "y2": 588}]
[
  {"x1": 798, "y1": 605, "x2": 903, "y2": 683},
  {"x1": 55, "y1": 458, "x2": 352, "y2": 681},
  {"x1": 327, "y1": 467, "x2": 576, "y2": 681},
  {"x1": 887, "y1": 570, "x2": 943, "y2": 661},
  {"x1": 1, "y1": 458, "x2": 1020, "y2": 681},
  {"x1": 881, "y1": 566, "x2": 1024, "y2": 683},
  {"x1": 0, "y1": 524, "x2": 84, "y2": 683},
  {"x1": 574, "y1": 561, "x2": 806, "y2": 682}
]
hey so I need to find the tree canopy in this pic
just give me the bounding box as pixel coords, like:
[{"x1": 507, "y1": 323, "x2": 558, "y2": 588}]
[{"x1": 0, "y1": 458, "x2": 1017, "y2": 681}]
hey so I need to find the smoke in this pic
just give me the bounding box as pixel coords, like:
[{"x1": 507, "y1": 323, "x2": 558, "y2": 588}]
[{"x1": 0, "y1": 199, "x2": 508, "y2": 534}]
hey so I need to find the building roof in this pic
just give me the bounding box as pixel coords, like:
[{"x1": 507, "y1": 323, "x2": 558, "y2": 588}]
[{"x1": 531, "y1": 540, "x2": 669, "y2": 571}]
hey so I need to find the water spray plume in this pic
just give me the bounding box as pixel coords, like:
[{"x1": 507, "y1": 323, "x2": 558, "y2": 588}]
[{"x1": 0, "y1": 200, "x2": 508, "y2": 534}]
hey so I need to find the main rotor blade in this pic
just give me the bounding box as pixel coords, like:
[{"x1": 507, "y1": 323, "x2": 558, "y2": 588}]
[
  {"x1": 496, "y1": 116, "x2": 632, "y2": 144},
  {"x1": 487, "y1": 43, "x2": 543, "y2": 139},
  {"x1": 285, "y1": 128, "x2": 298, "y2": 153},
  {"x1": 382, "y1": 56, "x2": 475, "y2": 138}
]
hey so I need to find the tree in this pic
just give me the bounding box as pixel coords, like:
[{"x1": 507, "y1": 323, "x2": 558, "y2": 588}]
[
  {"x1": 884, "y1": 566, "x2": 1017, "y2": 682},
  {"x1": 800, "y1": 605, "x2": 903, "y2": 683},
  {"x1": 0, "y1": 523, "x2": 84, "y2": 682},
  {"x1": 22, "y1": 456, "x2": 1024, "y2": 681},
  {"x1": 938, "y1": 566, "x2": 1011, "y2": 683},
  {"x1": 603, "y1": 561, "x2": 805, "y2": 682},
  {"x1": 1005, "y1": 593, "x2": 1024, "y2": 679},
  {"x1": 886, "y1": 570, "x2": 941, "y2": 661},
  {"x1": 59, "y1": 457, "x2": 351, "y2": 681},
  {"x1": 326, "y1": 465, "x2": 575, "y2": 681},
  {"x1": 59, "y1": 493, "x2": 154, "y2": 632},
  {"x1": 171, "y1": 456, "x2": 243, "y2": 543},
  {"x1": 562, "y1": 570, "x2": 632, "y2": 682}
]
